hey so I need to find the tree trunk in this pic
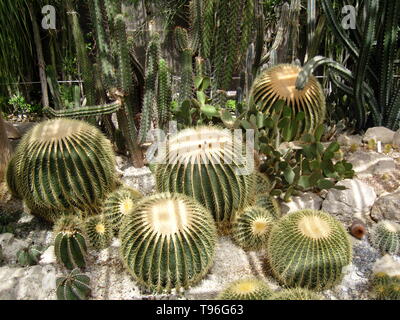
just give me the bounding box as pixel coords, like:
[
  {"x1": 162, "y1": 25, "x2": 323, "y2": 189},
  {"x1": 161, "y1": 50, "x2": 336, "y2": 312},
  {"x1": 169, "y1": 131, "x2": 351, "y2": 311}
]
[
  {"x1": 28, "y1": 3, "x2": 49, "y2": 108},
  {"x1": 0, "y1": 114, "x2": 12, "y2": 181}
]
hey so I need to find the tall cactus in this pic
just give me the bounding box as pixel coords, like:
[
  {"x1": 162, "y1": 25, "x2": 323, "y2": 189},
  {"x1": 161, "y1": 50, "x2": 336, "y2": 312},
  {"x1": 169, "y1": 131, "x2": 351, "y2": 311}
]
[
  {"x1": 178, "y1": 48, "x2": 194, "y2": 104},
  {"x1": 157, "y1": 58, "x2": 172, "y2": 130}
]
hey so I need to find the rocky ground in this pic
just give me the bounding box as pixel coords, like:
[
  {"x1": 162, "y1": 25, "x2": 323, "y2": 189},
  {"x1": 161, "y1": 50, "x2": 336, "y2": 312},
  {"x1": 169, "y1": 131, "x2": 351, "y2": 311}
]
[{"x1": 1, "y1": 124, "x2": 400, "y2": 300}]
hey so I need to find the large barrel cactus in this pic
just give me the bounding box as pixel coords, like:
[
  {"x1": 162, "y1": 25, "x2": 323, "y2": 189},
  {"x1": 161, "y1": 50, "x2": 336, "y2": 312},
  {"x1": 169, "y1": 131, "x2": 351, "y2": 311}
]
[
  {"x1": 10, "y1": 119, "x2": 116, "y2": 221},
  {"x1": 267, "y1": 209, "x2": 352, "y2": 291},
  {"x1": 251, "y1": 64, "x2": 326, "y2": 139},
  {"x1": 269, "y1": 288, "x2": 323, "y2": 300},
  {"x1": 155, "y1": 126, "x2": 254, "y2": 231},
  {"x1": 119, "y1": 192, "x2": 217, "y2": 293}
]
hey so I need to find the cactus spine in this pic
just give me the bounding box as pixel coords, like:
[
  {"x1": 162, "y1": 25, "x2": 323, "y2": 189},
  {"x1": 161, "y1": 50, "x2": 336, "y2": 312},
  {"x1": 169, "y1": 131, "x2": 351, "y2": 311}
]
[
  {"x1": 56, "y1": 269, "x2": 91, "y2": 300},
  {"x1": 155, "y1": 126, "x2": 254, "y2": 232},
  {"x1": 371, "y1": 272, "x2": 400, "y2": 300},
  {"x1": 370, "y1": 220, "x2": 400, "y2": 255},
  {"x1": 83, "y1": 215, "x2": 113, "y2": 250},
  {"x1": 267, "y1": 209, "x2": 352, "y2": 291},
  {"x1": 217, "y1": 278, "x2": 272, "y2": 300},
  {"x1": 232, "y1": 206, "x2": 275, "y2": 251},
  {"x1": 269, "y1": 288, "x2": 324, "y2": 300},
  {"x1": 119, "y1": 193, "x2": 217, "y2": 293},
  {"x1": 53, "y1": 216, "x2": 88, "y2": 270}
]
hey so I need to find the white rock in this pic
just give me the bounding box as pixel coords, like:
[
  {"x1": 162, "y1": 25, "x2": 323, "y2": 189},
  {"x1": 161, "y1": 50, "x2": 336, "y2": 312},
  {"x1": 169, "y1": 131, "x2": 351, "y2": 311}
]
[
  {"x1": 321, "y1": 179, "x2": 377, "y2": 227},
  {"x1": 346, "y1": 151, "x2": 395, "y2": 175},
  {"x1": 122, "y1": 166, "x2": 155, "y2": 195},
  {"x1": 363, "y1": 127, "x2": 395, "y2": 144},
  {"x1": 281, "y1": 192, "x2": 323, "y2": 215},
  {"x1": 372, "y1": 255, "x2": 400, "y2": 277},
  {"x1": 39, "y1": 246, "x2": 56, "y2": 265},
  {"x1": 370, "y1": 191, "x2": 400, "y2": 223},
  {"x1": 17, "y1": 212, "x2": 34, "y2": 224},
  {"x1": 393, "y1": 129, "x2": 400, "y2": 147},
  {"x1": 337, "y1": 134, "x2": 363, "y2": 146},
  {"x1": 0, "y1": 233, "x2": 29, "y2": 263}
]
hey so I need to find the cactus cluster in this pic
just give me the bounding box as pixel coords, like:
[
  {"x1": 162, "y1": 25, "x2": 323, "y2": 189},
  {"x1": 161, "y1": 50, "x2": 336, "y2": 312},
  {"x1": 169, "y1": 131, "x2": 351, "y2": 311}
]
[
  {"x1": 267, "y1": 209, "x2": 352, "y2": 291},
  {"x1": 53, "y1": 215, "x2": 88, "y2": 270},
  {"x1": 8, "y1": 119, "x2": 116, "y2": 222},
  {"x1": 83, "y1": 215, "x2": 113, "y2": 250},
  {"x1": 119, "y1": 193, "x2": 217, "y2": 293},
  {"x1": 217, "y1": 278, "x2": 272, "y2": 300},
  {"x1": 102, "y1": 186, "x2": 142, "y2": 233},
  {"x1": 232, "y1": 206, "x2": 275, "y2": 251},
  {"x1": 56, "y1": 269, "x2": 91, "y2": 300},
  {"x1": 269, "y1": 288, "x2": 324, "y2": 300},
  {"x1": 155, "y1": 126, "x2": 254, "y2": 232},
  {"x1": 16, "y1": 245, "x2": 43, "y2": 267},
  {"x1": 371, "y1": 272, "x2": 400, "y2": 300},
  {"x1": 370, "y1": 220, "x2": 400, "y2": 255}
]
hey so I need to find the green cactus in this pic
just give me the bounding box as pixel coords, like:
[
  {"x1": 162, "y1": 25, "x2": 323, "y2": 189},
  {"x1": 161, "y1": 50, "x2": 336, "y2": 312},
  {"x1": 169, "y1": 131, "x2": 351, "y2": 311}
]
[
  {"x1": 254, "y1": 172, "x2": 272, "y2": 195},
  {"x1": 178, "y1": 48, "x2": 194, "y2": 104},
  {"x1": 119, "y1": 192, "x2": 217, "y2": 293},
  {"x1": 232, "y1": 206, "x2": 275, "y2": 251},
  {"x1": 217, "y1": 278, "x2": 272, "y2": 300},
  {"x1": 269, "y1": 288, "x2": 324, "y2": 300},
  {"x1": 155, "y1": 126, "x2": 254, "y2": 232},
  {"x1": 43, "y1": 102, "x2": 121, "y2": 118},
  {"x1": 83, "y1": 215, "x2": 113, "y2": 250},
  {"x1": 103, "y1": 186, "x2": 142, "y2": 233},
  {"x1": 5, "y1": 156, "x2": 20, "y2": 199},
  {"x1": 267, "y1": 209, "x2": 352, "y2": 291},
  {"x1": 53, "y1": 216, "x2": 88, "y2": 270},
  {"x1": 370, "y1": 220, "x2": 400, "y2": 255},
  {"x1": 202, "y1": 0, "x2": 215, "y2": 59},
  {"x1": 174, "y1": 26, "x2": 191, "y2": 53},
  {"x1": 16, "y1": 245, "x2": 43, "y2": 267},
  {"x1": 157, "y1": 58, "x2": 172, "y2": 130},
  {"x1": 251, "y1": 64, "x2": 326, "y2": 140},
  {"x1": 371, "y1": 272, "x2": 400, "y2": 300},
  {"x1": 56, "y1": 269, "x2": 91, "y2": 300},
  {"x1": 254, "y1": 194, "x2": 281, "y2": 220},
  {"x1": 11, "y1": 119, "x2": 116, "y2": 221}
]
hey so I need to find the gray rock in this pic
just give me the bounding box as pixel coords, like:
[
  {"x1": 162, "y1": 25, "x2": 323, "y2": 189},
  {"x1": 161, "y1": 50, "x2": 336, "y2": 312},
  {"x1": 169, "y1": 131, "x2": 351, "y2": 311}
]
[
  {"x1": 281, "y1": 192, "x2": 323, "y2": 215},
  {"x1": 337, "y1": 134, "x2": 363, "y2": 147},
  {"x1": 322, "y1": 179, "x2": 377, "y2": 227},
  {"x1": 122, "y1": 166, "x2": 155, "y2": 195},
  {"x1": 39, "y1": 246, "x2": 56, "y2": 265},
  {"x1": 346, "y1": 151, "x2": 395, "y2": 175},
  {"x1": 363, "y1": 127, "x2": 395, "y2": 144},
  {"x1": 0, "y1": 233, "x2": 29, "y2": 263},
  {"x1": 372, "y1": 254, "x2": 400, "y2": 277},
  {"x1": 370, "y1": 191, "x2": 400, "y2": 223},
  {"x1": 393, "y1": 129, "x2": 400, "y2": 147}
]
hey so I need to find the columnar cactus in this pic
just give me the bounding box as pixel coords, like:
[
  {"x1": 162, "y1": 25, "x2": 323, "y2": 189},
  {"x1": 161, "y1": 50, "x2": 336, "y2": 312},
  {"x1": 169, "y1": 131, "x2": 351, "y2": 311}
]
[
  {"x1": 83, "y1": 215, "x2": 113, "y2": 250},
  {"x1": 267, "y1": 209, "x2": 352, "y2": 291},
  {"x1": 102, "y1": 186, "x2": 142, "y2": 233},
  {"x1": 11, "y1": 119, "x2": 116, "y2": 222},
  {"x1": 119, "y1": 193, "x2": 217, "y2": 293},
  {"x1": 371, "y1": 272, "x2": 400, "y2": 300},
  {"x1": 56, "y1": 269, "x2": 91, "y2": 300},
  {"x1": 232, "y1": 206, "x2": 275, "y2": 251},
  {"x1": 53, "y1": 216, "x2": 88, "y2": 270},
  {"x1": 254, "y1": 194, "x2": 281, "y2": 220},
  {"x1": 370, "y1": 220, "x2": 400, "y2": 255},
  {"x1": 155, "y1": 126, "x2": 254, "y2": 232},
  {"x1": 269, "y1": 288, "x2": 324, "y2": 300},
  {"x1": 16, "y1": 245, "x2": 43, "y2": 267},
  {"x1": 251, "y1": 64, "x2": 326, "y2": 139},
  {"x1": 217, "y1": 278, "x2": 272, "y2": 300}
]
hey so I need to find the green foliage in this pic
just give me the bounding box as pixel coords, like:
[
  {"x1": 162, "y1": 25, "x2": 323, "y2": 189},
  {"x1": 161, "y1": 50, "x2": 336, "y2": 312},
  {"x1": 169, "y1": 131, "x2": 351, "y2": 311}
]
[
  {"x1": 371, "y1": 273, "x2": 400, "y2": 300},
  {"x1": 56, "y1": 269, "x2": 91, "y2": 300},
  {"x1": 370, "y1": 220, "x2": 400, "y2": 255},
  {"x1": 155, "y1": 126, "x2": 254, "y2": 232},
  {"x1": 83, "y1": 215, "x2": 113, "y2": 250},
  {"x1": 103, "y1": 186, "x2": 142, "y2": 234},
  {"x1": 7, "y1": 94, "x2": 41, "y2": 115},
  {"x1": 119, "y1": 192, "x2": 217, "y2": 293},
  {"x1": 269, "y1": 288, "x2": 324, "y2": 300},
  {"x1": 16, "y1": 245, "x2": 43, "y2": 267},
  {"x1": 232, "y1": 206, "x2": 276, "y2": 251},
  {"x1": 9, "y1": 119, "x2": 116, "y2": 221},
  {"x1": 53, "y1": 216, "x2": 87, "y2": 270},
  {"x1": 217, "y1": 278, "x2": 272, "y2": 300},
  {"x1": 267, "y1": 209, "x2": 352, "y2": 291}
]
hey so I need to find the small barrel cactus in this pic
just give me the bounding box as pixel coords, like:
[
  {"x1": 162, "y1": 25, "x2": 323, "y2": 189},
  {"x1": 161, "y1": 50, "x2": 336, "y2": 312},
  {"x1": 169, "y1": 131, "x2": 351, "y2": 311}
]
[
  {"x1": 10, "y1": 119, "x2": 116, "y2": 222},
  {"x1": 56, "y1": 269, "x2": 91, "y2": 300},
  {"x1": 102, "y1": 186, "x2": 142, "y2": 232},
  {"x1": 155, "y1": 126, "x2": 254, "y2": 232},
  {"x1": 254, "y1": 172, "x2": 272, "y2": 195},
  {"x1": 16, "y1": 245, "x2": 43, "y2": 266},
  {"x1": 370, "y1": 220, "x2": 400, "y2": 255},
  {"x1": 53, "y1": 216, "x2": 87, "y2": 270},
  {"x1": 83, "y1": 215, "x2": 113, "y2": 250},
  {"x1": 267, "y1": 209, "x2": 352, "y2": 291},
  {"x1": 254, "y1": 194, "x2": 281, "y2": 219},
  {"x1": 371, "y1": 272, "x2": 400, "y2": 300},
  {"x1": 269, "y1": 288, "x2": 324, "y2": 300},
  {"x1": 119, "y1": 192, "x2": 217, "y2": 293},
  {"x1": 232, "y1": 206, "x2": 275, "y2": 251},
  {"x1": 217, "y1": 278, "x2": 272, "y2": 300}
]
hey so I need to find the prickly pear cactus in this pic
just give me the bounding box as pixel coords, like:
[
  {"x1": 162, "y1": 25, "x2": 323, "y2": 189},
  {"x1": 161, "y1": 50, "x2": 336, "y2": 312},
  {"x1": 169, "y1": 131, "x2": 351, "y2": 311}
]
[
  {"x1": 119, "y1": 192, "x2": 217, "y2": 293},
  {"x1": 370, "y1": 220, "x2": 400, "y2": 255},
  {"x1": 56, "y1": 269, "x2": 91, "y2": 300},
  {"x1": 83, "y1": 215, "x2": 113, "y2": 250},
  {"x1": 53, "y1": 216, "x2": 88, "y2": 270},
  {"x1": 217, "y1": 278, "x2": 272, "y2": 300},
  {"x1": 267, "y1": 209, "x2": 352, "y2": 291},
  {"x1": 269, "y1": 288, "x2": 324, "y2": 300},
  {"x1": 155, "y1": 126, "x2": 254, "y2": 232}
]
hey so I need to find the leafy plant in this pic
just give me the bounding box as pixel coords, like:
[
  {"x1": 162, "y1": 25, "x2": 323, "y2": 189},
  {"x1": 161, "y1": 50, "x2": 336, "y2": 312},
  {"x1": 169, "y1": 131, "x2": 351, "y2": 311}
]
[{"x1": 16, "y1": 245, "x2": 43, "y2": 266}]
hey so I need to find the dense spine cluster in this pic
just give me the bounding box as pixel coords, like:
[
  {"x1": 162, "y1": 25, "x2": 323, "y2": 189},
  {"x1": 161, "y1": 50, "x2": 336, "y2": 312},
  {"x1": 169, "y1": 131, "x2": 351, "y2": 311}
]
[
  {"x1": 269, "y1": 288, "x2": 324, "y2": 300},
  {"x1": 84, "y1": 215, "x2": 113, "y2": 250},
  {"x1": 217, "y1": 278, "x2": 272, "y2": 300},
  {"x1": 370, "y1": 220, "x2": 400, "y2": 255}
]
